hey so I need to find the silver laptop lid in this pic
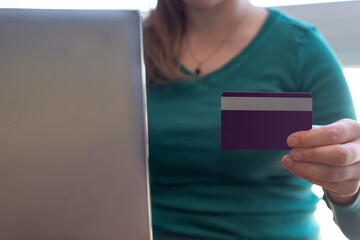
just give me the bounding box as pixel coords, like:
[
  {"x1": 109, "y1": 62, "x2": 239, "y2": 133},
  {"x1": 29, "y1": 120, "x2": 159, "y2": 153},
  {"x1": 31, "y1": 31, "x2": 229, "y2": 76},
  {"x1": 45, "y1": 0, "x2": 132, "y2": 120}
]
[{"x1": 0, "y1": 9, "x2": 151, "y2": 240}]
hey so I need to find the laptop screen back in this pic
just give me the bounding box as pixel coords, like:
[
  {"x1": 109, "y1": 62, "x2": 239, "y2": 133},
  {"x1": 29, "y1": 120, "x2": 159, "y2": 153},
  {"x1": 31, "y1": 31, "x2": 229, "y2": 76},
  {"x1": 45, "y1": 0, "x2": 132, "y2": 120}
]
[{"x1": 0, "y1": 9, "x2": 151, "y2": 240}]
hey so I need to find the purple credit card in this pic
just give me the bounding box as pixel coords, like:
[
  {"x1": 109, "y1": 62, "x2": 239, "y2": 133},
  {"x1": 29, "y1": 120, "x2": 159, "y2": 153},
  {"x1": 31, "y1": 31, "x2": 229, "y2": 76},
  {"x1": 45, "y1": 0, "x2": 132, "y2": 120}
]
[{"x1": 221, "y1": 92, "x2": 312, "y2": 150}]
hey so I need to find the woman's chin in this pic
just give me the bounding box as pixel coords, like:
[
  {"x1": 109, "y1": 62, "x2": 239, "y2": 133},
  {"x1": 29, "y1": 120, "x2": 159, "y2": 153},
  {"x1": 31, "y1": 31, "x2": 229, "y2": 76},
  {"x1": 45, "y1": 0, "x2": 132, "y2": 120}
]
[{"x1": 183, "y1": 0, "x2": 225, "y2": 10}]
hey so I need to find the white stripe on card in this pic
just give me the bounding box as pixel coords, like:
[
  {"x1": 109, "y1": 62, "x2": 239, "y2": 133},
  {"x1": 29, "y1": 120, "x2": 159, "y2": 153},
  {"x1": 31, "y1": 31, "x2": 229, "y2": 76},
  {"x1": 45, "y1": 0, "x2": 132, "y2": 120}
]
[{"x1": 221, "y1": 97, "x2": 312, "y2": 111}]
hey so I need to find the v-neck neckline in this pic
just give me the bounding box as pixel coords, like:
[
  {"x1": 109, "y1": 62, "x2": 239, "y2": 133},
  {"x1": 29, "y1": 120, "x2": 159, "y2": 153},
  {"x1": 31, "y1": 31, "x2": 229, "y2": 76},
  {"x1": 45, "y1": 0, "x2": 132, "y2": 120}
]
[{"x1": 177, "y1": 8, "x2": 278, "y2": 82}]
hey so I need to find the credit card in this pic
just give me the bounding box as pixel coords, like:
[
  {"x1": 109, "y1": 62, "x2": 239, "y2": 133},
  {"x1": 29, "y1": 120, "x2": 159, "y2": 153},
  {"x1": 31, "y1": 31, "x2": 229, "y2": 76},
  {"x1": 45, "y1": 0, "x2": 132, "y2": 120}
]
[{"x1": 221, "y1": 92, "x2": 312, "y2": 150}]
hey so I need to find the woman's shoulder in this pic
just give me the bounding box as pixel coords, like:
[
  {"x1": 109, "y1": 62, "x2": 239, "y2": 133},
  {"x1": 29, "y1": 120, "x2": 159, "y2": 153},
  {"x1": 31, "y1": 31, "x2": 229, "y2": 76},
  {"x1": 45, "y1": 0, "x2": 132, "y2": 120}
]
[
  {"x1": 270, "y1": 8, "x2": 313, "y2": 29},
  {"x1": 268, "y1": 8, "x2": 318, "y2": 37},
  {"x1": 266, "y1": 8, "x2": 325, "y2": 46}
]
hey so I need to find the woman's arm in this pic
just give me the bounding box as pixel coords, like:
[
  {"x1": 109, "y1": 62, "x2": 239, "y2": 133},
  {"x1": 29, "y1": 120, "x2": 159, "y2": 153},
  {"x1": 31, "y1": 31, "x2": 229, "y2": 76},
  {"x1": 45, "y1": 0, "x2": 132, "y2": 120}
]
[{"x1": 282, "y1": 119, "x2": 360, "y2": 239}]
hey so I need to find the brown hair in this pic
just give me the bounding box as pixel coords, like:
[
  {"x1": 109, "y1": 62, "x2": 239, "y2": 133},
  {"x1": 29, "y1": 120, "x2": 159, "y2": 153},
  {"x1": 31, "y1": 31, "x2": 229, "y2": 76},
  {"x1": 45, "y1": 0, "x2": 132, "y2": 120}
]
[{"x1": 143, "y1": 0, "x2": 188, "y2": 84}]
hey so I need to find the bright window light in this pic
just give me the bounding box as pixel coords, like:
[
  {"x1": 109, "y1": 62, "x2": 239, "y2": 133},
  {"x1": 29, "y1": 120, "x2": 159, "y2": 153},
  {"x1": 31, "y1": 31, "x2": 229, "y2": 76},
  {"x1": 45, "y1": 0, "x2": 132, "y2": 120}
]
[
  {"x1": 313, "y1": 185, "x2": 348, "y2": 240},
  {"x1": 250, "y1": 0, "x2": 354, "y2": 7},
  {"x1": 149, "y1": 0, "x2": 157, "y2": 9},
  {"x1": 0, "y1": 0, "x2": 153, "y2": 11},
  {"x1": 344, "y1": 68, "x2": 360, "y2": 119},
  {"x1": 0, "y1": 0, "x2": 355, "y2": 10}
]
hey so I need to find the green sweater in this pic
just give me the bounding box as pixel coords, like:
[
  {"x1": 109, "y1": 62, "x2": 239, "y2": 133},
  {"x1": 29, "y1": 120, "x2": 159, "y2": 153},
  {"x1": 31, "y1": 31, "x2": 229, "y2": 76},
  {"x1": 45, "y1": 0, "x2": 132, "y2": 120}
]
[{"x1": 147, "y1": 9, "x2": 358, "y2": 240}]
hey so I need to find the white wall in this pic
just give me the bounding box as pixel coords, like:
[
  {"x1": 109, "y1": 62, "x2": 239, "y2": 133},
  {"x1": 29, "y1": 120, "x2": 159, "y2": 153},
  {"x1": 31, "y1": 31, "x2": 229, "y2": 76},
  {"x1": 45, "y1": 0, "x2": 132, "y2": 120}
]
[{"x1": 277, "y1": 0, "x2": 360, "y2": 67}]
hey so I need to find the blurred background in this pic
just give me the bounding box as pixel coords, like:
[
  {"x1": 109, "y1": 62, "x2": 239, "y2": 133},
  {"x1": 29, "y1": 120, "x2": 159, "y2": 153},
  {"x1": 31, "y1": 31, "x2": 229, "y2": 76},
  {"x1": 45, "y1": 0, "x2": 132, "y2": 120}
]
[{"x1": 1, "y1": 0, "x2": 358, "y2": 239}]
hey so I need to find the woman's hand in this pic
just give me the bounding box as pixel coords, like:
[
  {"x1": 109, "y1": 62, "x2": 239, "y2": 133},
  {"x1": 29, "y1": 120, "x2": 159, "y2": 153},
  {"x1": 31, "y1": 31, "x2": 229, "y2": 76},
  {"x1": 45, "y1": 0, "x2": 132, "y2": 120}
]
[{"x1": 282, "y1": 119, "x2": 360, "y2": 205}]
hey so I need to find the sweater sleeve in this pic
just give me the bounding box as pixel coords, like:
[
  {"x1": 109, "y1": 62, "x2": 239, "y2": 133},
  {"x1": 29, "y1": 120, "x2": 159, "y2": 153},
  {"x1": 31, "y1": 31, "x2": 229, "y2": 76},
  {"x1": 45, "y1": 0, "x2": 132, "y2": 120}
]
[
  {"x1": 297, "y1": 26, "x2": 359, "y2": 239},
  {"x1": 324, "y1": 192, "x2": 360, "y2": 239},
  {"x1": 297, "y1": 26, "x2": 356, "y2": 124}
]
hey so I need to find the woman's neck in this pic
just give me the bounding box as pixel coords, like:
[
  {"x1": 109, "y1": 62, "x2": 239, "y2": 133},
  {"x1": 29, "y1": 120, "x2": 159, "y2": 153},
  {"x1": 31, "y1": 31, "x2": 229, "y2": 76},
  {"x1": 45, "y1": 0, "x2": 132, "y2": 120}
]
[{"x1": 185, "y1": 0, "x2": 250, "y2": 37}]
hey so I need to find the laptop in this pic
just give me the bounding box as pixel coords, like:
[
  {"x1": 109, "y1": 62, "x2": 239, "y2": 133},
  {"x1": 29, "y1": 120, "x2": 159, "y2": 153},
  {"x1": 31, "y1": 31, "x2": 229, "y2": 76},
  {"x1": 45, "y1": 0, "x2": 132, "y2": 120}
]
[{"x1": 0, "y1": 9, "x2": 152, "y2": 240}]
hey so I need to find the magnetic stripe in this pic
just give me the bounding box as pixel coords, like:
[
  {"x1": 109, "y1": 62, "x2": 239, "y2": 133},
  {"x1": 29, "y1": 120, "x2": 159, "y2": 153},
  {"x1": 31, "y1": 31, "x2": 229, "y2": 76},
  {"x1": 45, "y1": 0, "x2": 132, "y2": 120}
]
[{"x1": 221, "y1": 97, "x2": 312, "y2": 111}]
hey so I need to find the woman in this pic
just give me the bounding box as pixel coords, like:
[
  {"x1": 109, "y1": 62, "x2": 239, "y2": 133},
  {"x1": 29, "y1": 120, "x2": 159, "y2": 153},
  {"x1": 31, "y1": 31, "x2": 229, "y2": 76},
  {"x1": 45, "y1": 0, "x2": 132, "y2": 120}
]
[{"x1": 144, "y1": 0, "x2": 360, "y2": 239}]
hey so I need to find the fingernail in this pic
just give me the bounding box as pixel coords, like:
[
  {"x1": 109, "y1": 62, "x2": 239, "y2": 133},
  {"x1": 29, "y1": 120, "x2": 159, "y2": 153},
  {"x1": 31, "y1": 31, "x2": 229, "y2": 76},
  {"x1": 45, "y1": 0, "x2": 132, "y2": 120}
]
[
  {"x1": 288, "y1": 136, "x2": 298, "y2": 147},
  {"x1": 291, "y1": 150, "x2": 301, "y2": 160},
  {"x1": 282, "y1": 157, "x2": 292, "y2": 168}
]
